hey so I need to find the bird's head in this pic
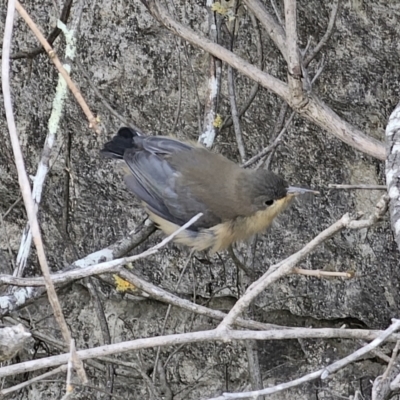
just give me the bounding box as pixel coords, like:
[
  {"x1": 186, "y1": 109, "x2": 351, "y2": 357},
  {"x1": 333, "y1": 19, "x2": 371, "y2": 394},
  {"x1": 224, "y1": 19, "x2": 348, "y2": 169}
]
[{"x1": 245, "y1": 169, "x2": 319, "y2": 214}]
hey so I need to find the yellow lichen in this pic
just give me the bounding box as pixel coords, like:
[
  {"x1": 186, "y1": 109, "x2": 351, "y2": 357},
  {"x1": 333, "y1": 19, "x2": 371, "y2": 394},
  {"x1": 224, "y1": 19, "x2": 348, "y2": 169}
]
[{"x1": 113, "y1": 275, "x2": 136, "y2": 292}]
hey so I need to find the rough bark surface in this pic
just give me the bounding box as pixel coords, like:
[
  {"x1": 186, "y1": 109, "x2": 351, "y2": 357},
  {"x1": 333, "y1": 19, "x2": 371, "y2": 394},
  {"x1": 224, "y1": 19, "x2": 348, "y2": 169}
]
[{"x1": 1, "y1": 1, "x2": 400, "y2": 399}]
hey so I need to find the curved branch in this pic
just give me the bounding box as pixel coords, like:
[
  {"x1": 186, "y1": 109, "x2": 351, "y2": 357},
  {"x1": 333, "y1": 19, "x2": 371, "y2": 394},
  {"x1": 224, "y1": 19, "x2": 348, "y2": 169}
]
[
  {"x1": 385, "y1": 102, "x2": 400, "y2": 251},
  {"x1": 139, "y1": 0, "x2": 385, "y2": 160}
]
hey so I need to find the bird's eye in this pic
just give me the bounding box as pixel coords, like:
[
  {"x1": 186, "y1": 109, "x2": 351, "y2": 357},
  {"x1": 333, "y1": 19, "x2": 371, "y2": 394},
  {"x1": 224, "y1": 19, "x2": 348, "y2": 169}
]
[{"x1": 264, "y1": 200, "x2": 274, "y2": 206}]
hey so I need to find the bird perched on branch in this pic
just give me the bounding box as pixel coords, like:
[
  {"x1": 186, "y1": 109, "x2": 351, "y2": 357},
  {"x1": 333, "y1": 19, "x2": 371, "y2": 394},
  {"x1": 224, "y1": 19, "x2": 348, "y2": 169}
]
[{"x1": 101, "y1": 128, "x2": 318, "y2": 252}]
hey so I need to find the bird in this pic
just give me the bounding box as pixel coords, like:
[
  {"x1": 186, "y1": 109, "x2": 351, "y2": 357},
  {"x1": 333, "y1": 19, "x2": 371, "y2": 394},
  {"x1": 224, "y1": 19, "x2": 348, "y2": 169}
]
[{"x1": 101, "y1": 127, "x2": 318, "y2": 253}]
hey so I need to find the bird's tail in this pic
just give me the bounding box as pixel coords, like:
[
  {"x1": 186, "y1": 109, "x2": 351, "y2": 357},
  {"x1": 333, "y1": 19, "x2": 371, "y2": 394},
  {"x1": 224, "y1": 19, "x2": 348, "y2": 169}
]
[{"x1": 100, "y1": 127, "x2": 139, "y2": 159}]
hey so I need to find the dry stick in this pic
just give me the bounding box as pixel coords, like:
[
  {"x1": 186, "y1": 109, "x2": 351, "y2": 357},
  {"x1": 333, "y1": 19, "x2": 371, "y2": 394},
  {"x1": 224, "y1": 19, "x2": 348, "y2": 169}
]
[
  {"x1": 14, "y1": 0, "x2": 84, "y2": 278},
  {"x1": 0, "y1": 365, "x2": 68, "y2": 396},
  {"x1": 64, "y1": 340, "x2": 75, "y2": 397},
  {"x1": 2, "y1": 325, "x2": 400, "y2": 380},
  {"x1": 199, "y1": 5, "x2": 222, "y2": 148},
  {"x1": 270, "y1": 0, "x2": 284, "y2": 27},
  {"x1": 242, "y1": 109, "x2": 293, "y2": 168},
  {"x1": 227, "y1": 4, "x2": 246, "y2": 162},
  {"x1": 216, "y1": 215, "x2": 351, "y2": 330},
  {"x1": 292, "y1": 267, "x2": 353, "y2": 279},
  {"x1": 283, "y1": 0, "x2": 305, "y2": 107},
  {"x1": 245, "y1": 340, "x2": 264, "y2": 400},
  {"x1": 8, "y1": 0, "x2": 73, "y2": 60},
  {"x1": 14, "y1": 1, "x2": 100, "y2": 134},
  {"x1": 207, "y1": 320, "x2": 400, "y2": 400},
  {"x1": 329, "y1": 184, "x2": 387, "y2": 190},
  {"x1": 303, "y1": 0, "x2": 340, "y2": 68},
  {"x1": 385, "y1": 103, "x2": 400, "y2": 252},
  {"x1": 243, "y1": 0, "x2": 288, "y2": 62},
  {"x1": 371, "y1": 339, "x2": 400, "y2": 400},
  {"x1": 322, "y1": 319, "x2": 400, "y2": 379},
  {"x1": 2, "y1": 264, "x2": 381, "y2": 338},
  {"x1": 0, "y1": 224, "x2": 155, "y2": 317},
  {"x1": 228, "y1": 66, "x2": 246, "y2": 162},
  {"x1": 221, "y1": 11, "x2": 263, "y2": 131},
  {"x1": 75, "y1": 58, "x2": 146, "y2": 135},
  {"x1": 0, "y1": 219, "x2": 199, "y2": 289},
  {"x1": 152, "y1": 251, "x2": 194, "y2": 384},
  {"x1": 217, "y1": 196, "x2": 388, "y2": 330},
  {"x1": 3, "y1": 0, "x2": 73, "y2": 353},
  {"x1": 140, "y1": 0, "x2": 384, "y2": 160}
]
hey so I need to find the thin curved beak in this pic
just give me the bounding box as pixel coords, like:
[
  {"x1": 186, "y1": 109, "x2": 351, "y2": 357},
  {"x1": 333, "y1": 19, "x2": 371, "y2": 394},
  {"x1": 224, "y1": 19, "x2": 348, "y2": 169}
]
[{"x1": 287, "y1": 186, "x2": 320, "y2": 196}]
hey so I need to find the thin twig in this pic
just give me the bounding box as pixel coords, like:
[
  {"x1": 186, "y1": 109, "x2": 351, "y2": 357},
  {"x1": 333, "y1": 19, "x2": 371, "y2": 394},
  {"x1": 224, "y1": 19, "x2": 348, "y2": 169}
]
[
  {"x1": 242, "y1": 108, "x2": 293, "y2": 168},
  {"x1": 329, "y1": 184, "x2": 387, "y2": 190},
  {"x1": 15, "y1": 2, "x2": 84, "y2": 277},
  {"x1": 153, "y1": 251, "x2": 194, "y2": 383},
  {"x1": 0, "y1": 365, "x2": 68, "y2": 396},
  {"x1": 303, "y1": 0, "x2": 340, "y2": 67},
  {"x1": 2, "y1": 324, "x2": 400, "y2": 380},
  {"x1": 207, "y1": 320, "x2": 400, "y2": 400},
  {"x1": 243, "y1": 0, "x2": 287, "y2": 62},
  {"x1": 199, "y1": 4, "x2": 222, "y2": 147},
  {"x1": 227, "y1": 1, "x2": 246, "y2": 161},
  {"x1": 15, "y1": 0, "x2": 100, "y2": 133},
  {"x1": 292, "y1": 267, "x2": 354, "y2": 279},
  {"x1": 284, "y1": 0, "x2": 305, "y2": 107},
  {"x1": 3, "y1": 0, "x2": 73, "y2": 349},
  {"x1": 221, "y1": 11, "x2": 262, "y2": 131},
  {"x1": 217, "y1": 196, "x2": 388, "y2": 330},
  {"x1": 321, "y1": 319, "x2": 400, "y2": 379},
  {"x1": 7, "y1": 0, "x2": 73, "y2": 60},
  {"x1": 140, "y1": 0, "x2": 385, "y2": 159},
  {"x1": 75, "y1": 58, "x2": 145, "y2": 135}
]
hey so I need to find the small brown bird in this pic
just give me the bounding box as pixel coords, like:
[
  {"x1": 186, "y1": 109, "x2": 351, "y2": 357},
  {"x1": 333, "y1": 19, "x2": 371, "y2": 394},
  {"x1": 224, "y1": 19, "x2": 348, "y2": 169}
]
[{"x1": 101, "y1": 128, "x2": 317, "y2": 252}]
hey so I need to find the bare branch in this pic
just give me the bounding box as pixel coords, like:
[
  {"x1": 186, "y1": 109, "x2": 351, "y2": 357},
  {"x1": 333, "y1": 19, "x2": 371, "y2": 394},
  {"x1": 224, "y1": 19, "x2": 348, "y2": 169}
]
[
  {"x1": 207, "y1": 320, "x2": 400, "y2": 399},
  {"x1": 15, "y1": 0, "x2": 101, "y2": 134},
  {"x1": 329, "y1": 184, "x2": 387, "y2": 190},
  {"x1": 322, "y1": 319, "x2": 400, "y2": 379},
  {"x1": 303, "y1": 0, "x2": 340, "y2": 67},
  {"x1": 217, "y1": 196, "x2": 388, "y2": 330},
  {"x1": 199, "y1": 5, "x2": 222, "y2": 148},
  {"x1": 140, "y1": 0, "x2": 385, "y2": 160},
  {"x1": 3, "y1": 0, "x2": 72, "y2": 348},
  {"x1": 0, "y1": 365, "x2": 68, "y2": 396},
  {"x1": 284, "y1": 0, "x2": 305, "y2": 106},
  {"x1": 243, "y1": 0, "x2": 288, "y2": 62},
  {"x1": 385, "y1": 102, "x2": 400, "y2": 252}
]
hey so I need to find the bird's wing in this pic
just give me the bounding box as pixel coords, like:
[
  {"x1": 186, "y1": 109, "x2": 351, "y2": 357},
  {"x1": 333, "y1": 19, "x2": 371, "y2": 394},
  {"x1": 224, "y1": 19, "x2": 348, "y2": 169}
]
[
  {"x1": 123, "y1": 148, "x2": 221, "y2": 229},
  {"x1": 140, "y1": 136, "x2": 195, "y2": 155}
]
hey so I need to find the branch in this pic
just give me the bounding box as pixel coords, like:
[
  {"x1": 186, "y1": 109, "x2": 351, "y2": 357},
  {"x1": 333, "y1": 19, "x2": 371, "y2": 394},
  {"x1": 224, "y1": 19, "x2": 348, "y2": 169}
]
[
  {"x1": 199, "y1": 5, "x2": 222, "y2": 148},
  {"x1": 303, "y1": 0, "x2": 340, "y2": 67},
  {"x1": 284, "y1": 0, "x2": 305, "y2": 106},
  {"x1": 3, "y1": 0, "x2": 72, "y2": 348},
  {"x1": 217, "y1": 196, "x2": 388, "y2": 330},
  {"x1": 140, "y1": 0, "x2": 385, "y2": 160},
  {"x1": 0, "y1": 223, "x2": 155, "y2": 317},
  {"x1": 1, "y1": 325, "x2": 400, "y2": 380},
  {"x1": 243, "y1": 0, "x2": 288, "y2": 62},
  {"x1": 385, "y1": 102, "x2": 400, "y2": 252},
  {"x1": 15, "y1": 1, "x2": 100, "y2": 134},
  {"x1": 7, "y1": 0, "x2": 73, "y2": 60},
  {"x1": 207, "y1": 320, "x2": 400, "y2": 400},
  {"x1": 329, "y1": 184, "x2": 387, "y2": 190},
  {"x1": 14, "y1": 0, "x2": 83, "y2": 277}
]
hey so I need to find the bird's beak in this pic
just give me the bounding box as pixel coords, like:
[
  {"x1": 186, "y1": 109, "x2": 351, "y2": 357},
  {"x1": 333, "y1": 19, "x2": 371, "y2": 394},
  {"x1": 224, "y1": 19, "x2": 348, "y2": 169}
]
[{"x1": 287, "y1": 186, "x2": 320, "y2": 196}]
